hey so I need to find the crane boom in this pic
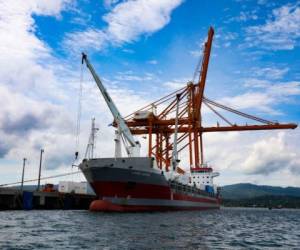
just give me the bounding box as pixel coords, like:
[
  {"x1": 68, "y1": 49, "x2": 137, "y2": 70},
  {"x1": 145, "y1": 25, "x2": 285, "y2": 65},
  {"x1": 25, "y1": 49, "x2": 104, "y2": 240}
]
[
  {"x1": 128, "y1": 123, "x2": 297, "y2": 135},
  {"x1": 82, "y1": 53, "x2": 140, "y2": 157},
  {"x1": 195, "y1": 27, "x2": 214, "y2": 121}
]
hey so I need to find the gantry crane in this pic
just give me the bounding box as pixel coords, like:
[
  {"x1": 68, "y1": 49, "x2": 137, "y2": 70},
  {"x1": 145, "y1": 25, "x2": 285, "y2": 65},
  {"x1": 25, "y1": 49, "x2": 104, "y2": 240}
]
[{"x1": 120, "y1": 27, "x2": 297, "y2": 172}]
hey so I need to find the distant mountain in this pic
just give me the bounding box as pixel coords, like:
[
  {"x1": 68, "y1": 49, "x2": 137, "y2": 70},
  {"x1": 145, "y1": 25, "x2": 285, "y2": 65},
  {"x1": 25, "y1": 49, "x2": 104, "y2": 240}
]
[
  {"x1": 221, "y1": 183, "x2": 300, "y2": 200},
  {"x1": 222, "y1": 195, "x2": 300, "y2": 208}
]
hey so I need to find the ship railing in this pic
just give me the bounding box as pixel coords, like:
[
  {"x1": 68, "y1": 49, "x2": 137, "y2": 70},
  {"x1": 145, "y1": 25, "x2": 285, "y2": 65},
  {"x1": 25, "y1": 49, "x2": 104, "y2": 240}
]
[{"x1": 169, "y1": 180, "x2": 216, "y2": 198}]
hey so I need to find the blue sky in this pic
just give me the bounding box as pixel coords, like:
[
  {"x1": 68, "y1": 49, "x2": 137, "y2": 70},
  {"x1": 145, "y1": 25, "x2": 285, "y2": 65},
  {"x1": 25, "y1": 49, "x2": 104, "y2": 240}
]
[
  {"x1": 35, "y1": 0, "x2": 300, "y2": 119},
  {"x1": 0, "y1": 0, "x2": 299, "y2": 187}
]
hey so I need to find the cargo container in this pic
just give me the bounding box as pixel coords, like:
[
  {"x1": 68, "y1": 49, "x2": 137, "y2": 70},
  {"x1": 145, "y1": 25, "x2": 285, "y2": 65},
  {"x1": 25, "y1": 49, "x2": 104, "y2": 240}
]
[
  {"x1": 58, "y1": 181, "x2": 88, "y2": 194},
  {"x1": 205, "y1": 185, "x2": 214, "y2": 194}
]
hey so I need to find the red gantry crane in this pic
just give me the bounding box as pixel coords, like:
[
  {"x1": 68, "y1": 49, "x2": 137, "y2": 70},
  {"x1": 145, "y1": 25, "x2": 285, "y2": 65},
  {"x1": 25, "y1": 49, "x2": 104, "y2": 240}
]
[{"x1": 115, "y1": 27, "x2": 297, "y2": 173}]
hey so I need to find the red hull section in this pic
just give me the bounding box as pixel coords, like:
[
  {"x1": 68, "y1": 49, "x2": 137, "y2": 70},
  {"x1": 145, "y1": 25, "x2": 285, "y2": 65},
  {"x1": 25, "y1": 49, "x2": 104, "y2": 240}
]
[
  {"x1": 92, "y1": 181, "x2": 170, "y2": 199},
  {"x1": 89, "y1": 199, "x2": 219, "y2": 212},
  {"x1": 91, "y1": 181, "x2": 219, "y2": 204},
  {"x1": 90, "y1": 181, "x2": 220, "y2": 212}
]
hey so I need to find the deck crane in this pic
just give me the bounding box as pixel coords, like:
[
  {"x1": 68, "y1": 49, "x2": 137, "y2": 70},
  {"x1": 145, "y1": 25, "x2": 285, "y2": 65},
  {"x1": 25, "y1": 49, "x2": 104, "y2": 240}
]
[{"x1": 82, "y1": 53, "x2": 141, "y2": 157}]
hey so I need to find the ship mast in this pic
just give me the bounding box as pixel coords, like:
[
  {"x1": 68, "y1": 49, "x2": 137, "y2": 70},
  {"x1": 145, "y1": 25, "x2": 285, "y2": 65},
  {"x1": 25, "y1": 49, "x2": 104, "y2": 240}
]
[{"x1": 85, "y1": 118, "x2": 99, "y2": 159}]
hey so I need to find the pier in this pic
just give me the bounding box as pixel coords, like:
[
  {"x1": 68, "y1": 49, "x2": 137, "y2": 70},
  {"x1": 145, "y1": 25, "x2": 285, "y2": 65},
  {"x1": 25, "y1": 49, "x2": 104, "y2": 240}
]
[{"x1": 0, "y1": 187, "x2": 96, "y2": 210}]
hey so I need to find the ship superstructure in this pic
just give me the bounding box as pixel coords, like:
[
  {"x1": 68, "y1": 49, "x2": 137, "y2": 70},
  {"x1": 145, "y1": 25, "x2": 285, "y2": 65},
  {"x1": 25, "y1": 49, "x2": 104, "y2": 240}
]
[{"x1": 78, "y1": 27, "x2": 297, "y2": 212}]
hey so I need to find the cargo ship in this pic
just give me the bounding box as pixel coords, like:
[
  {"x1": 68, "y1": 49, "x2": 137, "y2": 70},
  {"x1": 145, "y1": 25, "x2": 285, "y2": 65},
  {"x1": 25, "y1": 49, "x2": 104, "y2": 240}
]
[
  {"x1": 80, "y1": 157, "x2": 220, "y2": 212},
  {"x1": 78, "y1": 28, "x2": 222, "y2": 211},
  {"x1": 78, "y1": 27, "x2": 297, "y2": 212}
]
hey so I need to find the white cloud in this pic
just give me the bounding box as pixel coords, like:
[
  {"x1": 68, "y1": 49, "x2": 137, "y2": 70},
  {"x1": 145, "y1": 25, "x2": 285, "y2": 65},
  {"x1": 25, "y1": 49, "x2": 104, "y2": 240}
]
[
  {"x1": 103, "y1": 0, "x2": 120, "y2": 9},
  {"x1": 224, "y1": 32, "x2": 238, "y2": 41},
  {"x1": 203, "y1": 129, "x2": 300, "y2": 185},
  {"x1": 64, "y1": 28, "x2": 108, "y2": 52},
  {"x1": 0, "y1": 0, "x2": 74, "y2": 95},
  {"x1": 221, "y1": 79, "x2": 300, "y2": 114},
  {"x1": 221, "y1": 92, "x2": 276, "y2": 113},
  {"x1": 163, "y1": 78, "x2": 190, "y2": 90},
  {"x1": 64, "y1": 0, "x2": 183, "y2": 52},
  {"x1": 0, "y1": 1, "x2": 79, "y2": 172},
  {"x1": 31, "y1": 0, "x2": 72, "y2": 16},
  {"x1": 252, "y1": 67, "x2": 289, "y2": 80},
  {"x1": 122, "y1": 48, "x2": 135, "y2": 54},
  {"x1": 104, "y1": 0, "x2": 182, "y2": 44},
  {"x1": 114, "y1": 71, "x2": 155, "y2": 81},
  {"x1": 242, "y1": 132, "x2": 300, "y2": 175},
  {"x1": 147, "y1": 60, "x2": 158, "y2": 65},
  {"x1": 189, "y1": 36, "x2": 207, "y2": 57},
  {"x1": 245, "y1": 3, "x2": 300, "y2": 50},
  {"x1": 224, "y1": 42, "x2": 231, "y2": 48},
  {"x1": 189, "y1": 50, "x2": 202, "y2": 58},
  {"x1": 227, "y1": 10, "x2": 258, "y2": 23},
  {"x1": 191, "y1": 29, "x2": 237, "y2": 52},
  {"x1": 243, "y1": 78, "x2": 272, "y2": 88}
]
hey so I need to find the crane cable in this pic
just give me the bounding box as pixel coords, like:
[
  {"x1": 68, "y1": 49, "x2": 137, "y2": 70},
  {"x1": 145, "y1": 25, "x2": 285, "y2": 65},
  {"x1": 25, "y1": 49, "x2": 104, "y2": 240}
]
[
  {"x1": 192, "y1": 42, "x2": 205, "y2": 84},
  {"x1": 71, "y1": 63, "x2": 84, "y2": 184},
  {"x1": 74, "y1": 63, "x2": 84, "y2": 161},
  {"x1": 192, "y1": 55, "x2": 203, "y2": 84}
]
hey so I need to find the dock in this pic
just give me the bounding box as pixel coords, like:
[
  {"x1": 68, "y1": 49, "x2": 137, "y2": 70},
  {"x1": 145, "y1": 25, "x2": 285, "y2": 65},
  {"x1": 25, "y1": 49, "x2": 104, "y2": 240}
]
[{"x1": 0, "y1": 187, "x2": 96, "y2": 210}]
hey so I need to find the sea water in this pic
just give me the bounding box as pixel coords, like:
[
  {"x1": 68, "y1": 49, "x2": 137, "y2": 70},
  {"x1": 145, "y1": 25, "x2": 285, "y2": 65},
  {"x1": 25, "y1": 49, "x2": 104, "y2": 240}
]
[{"x1": 0, "y1": 207, "x2": 299, "y2": 249}]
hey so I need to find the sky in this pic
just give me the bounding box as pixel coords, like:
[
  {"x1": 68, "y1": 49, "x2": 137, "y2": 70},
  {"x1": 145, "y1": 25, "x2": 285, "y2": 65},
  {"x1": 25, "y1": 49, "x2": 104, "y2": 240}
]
[{"x1": 0, "y1": 0, "x2": 299, "y2": 187}]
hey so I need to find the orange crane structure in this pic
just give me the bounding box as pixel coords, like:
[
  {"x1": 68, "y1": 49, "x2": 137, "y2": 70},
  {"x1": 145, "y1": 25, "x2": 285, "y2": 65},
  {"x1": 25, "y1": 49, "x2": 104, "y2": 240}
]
[{"x1": 117, "y1": 27, "x2": 297, "y2": 173}]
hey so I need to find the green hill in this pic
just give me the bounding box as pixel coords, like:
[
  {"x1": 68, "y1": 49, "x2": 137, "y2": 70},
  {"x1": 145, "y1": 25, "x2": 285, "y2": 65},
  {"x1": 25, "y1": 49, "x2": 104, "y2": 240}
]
[
  {"x1": 222, "y1": 195, "x2": 300, "y2": 208},
  {"x1": 221, "y1": 183, "x2": 300, "y2": 200}
]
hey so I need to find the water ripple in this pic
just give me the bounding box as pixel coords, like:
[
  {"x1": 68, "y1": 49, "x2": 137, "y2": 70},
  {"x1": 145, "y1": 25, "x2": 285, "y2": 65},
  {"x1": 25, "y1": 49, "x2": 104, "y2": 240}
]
[{"x1": 0, "y1": 208, "x2": 299, "y2": 249}]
